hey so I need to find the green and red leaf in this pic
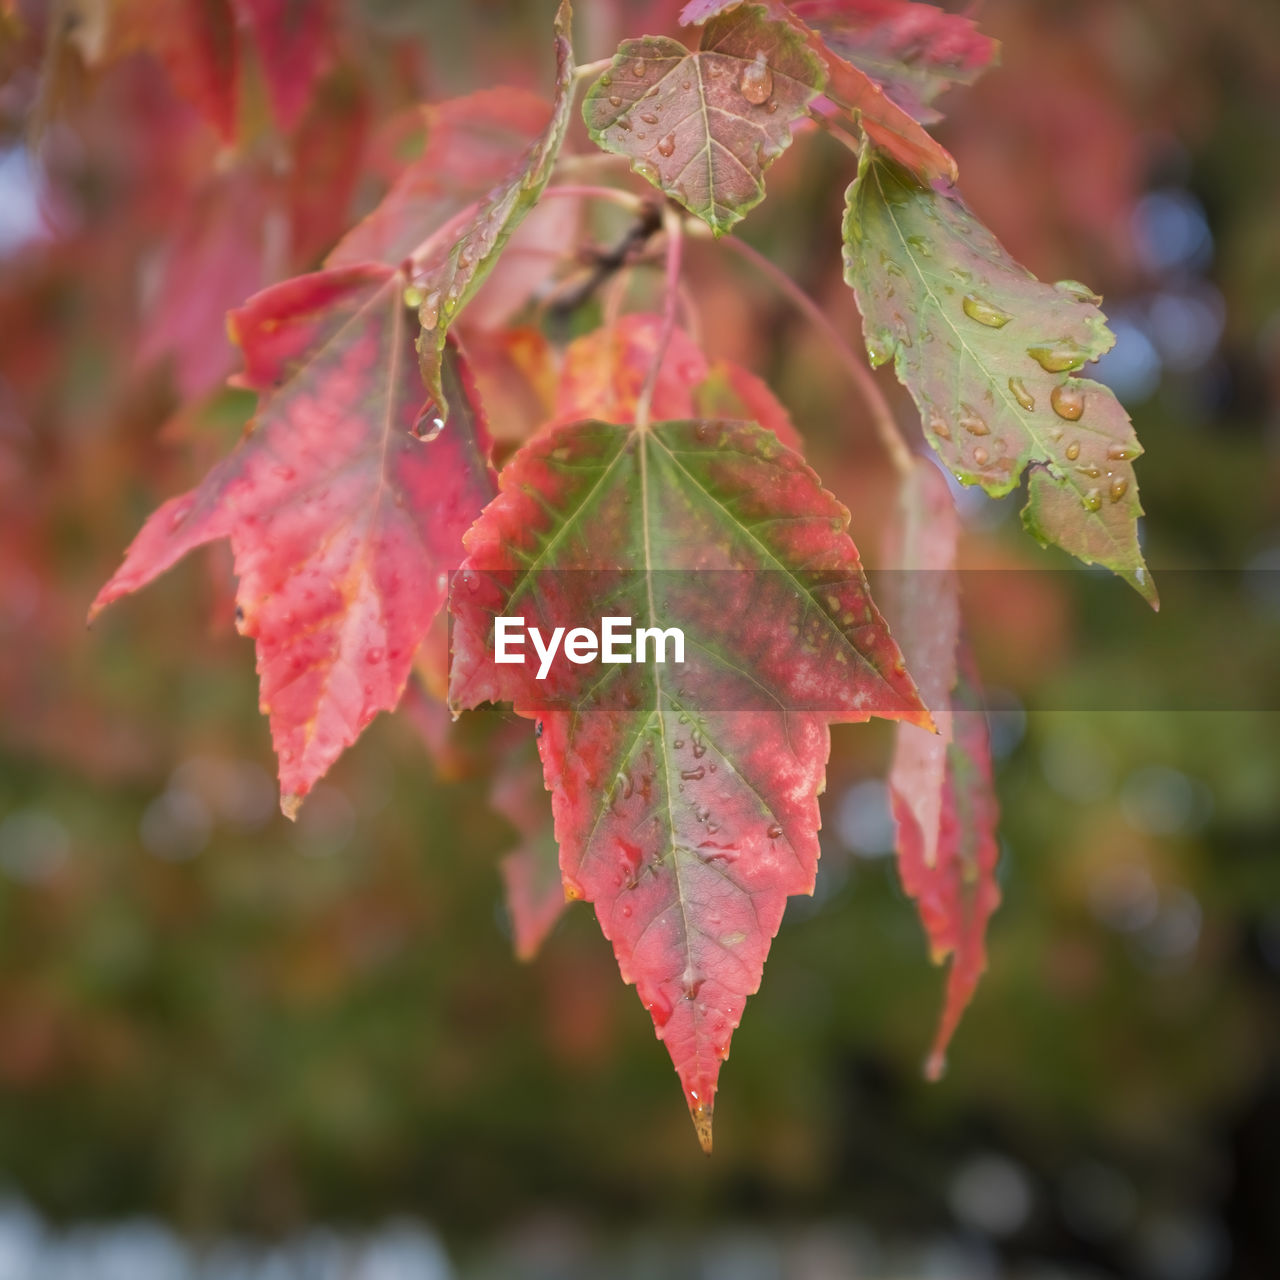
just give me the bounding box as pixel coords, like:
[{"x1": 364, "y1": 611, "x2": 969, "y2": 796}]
[
  {"x1": 843, "y1": 150, "x2": 1157, "y2": 605},
  {"x1": 583, "y1": 5, "x2": 827, "y2": 236},
  {"x1": 92, "y1": 265, "x2": 496, "y2": 816},
  {"x1": 448, "y1": 416, "x2": 928, "y2": 1150}
]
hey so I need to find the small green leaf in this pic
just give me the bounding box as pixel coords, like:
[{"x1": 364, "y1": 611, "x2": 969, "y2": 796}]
[
  {"x1": 843, "y1": 150, "x2": 1156, "y2": 607},
  {"x1": 583, "y1": 4, "x2": 826, "y2": 236}
]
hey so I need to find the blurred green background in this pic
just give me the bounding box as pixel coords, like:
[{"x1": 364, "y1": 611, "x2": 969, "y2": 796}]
[{"x1": 1, "y1": 0, "x2": 1278, "y2": 1276}]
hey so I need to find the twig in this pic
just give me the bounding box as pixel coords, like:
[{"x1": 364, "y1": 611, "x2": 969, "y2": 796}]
[
  {"x1": 716, "y1": 232, "x2": 914, "y2": 478},
  {"x1": 541, "y1": 200, "x2": 664, "y2": 320}
]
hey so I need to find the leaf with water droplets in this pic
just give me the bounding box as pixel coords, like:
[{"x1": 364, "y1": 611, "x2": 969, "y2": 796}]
[
  {"x1": 410, "y1": 0, "x2": 575, "y2": 416},
  {"x1": 90, "y1": 265, "x2": 496, "y2": 816},
  {"x1": 788, "y1": 0, "x2": 998, "y2": 125},
  {"x1": 679, "y1": 0, "x2": 959, "y2": 181},
  {"x1": 883, "y1": 459, "x2": 999, "y2": 1074},
  {"x1": 583, "y1": 5, "x2": 827, "y2": 236},
  {"x1": 448, "y1": 417, "x2": 929, "y2": 1151},
  {"x1": 843, "y1": 150, "x2": 1157, "y2": 605}
]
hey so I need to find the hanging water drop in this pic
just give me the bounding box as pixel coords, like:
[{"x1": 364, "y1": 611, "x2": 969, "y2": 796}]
[
  {"x1": 413, "y1": 407, "x2": 445, "y2": 441},
  {"x1": 962, "y1": 294, "x2": 1012, "y2": 328},
  {"x1": 738, "y1": 50, "x2": 773, "y2": 105}
]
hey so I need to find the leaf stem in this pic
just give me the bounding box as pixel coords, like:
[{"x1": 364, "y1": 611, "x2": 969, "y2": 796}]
[
  {"x1": 572, "y1": 57, "x2": 614, "y2": 84},
  {"x1": 634, "y1": 205, "x2": 684, "y2": 434},
  {"x1": 716, "y1": 232, "x2": 914, "y2": 478},
  {"x1": 540, "y1": 184, "x2": 646, "y2": 212}
]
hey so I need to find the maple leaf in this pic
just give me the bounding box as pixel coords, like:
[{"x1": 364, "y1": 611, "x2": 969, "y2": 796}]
[
  {"x1": 73, "y1": 0, "x2": 240, "y2": 141},
  {"x1": 883, "y1": 457, "x2": 998, "y2": 1072},
  {"x1": 92, "y1": 265, "x2": 496, "y2": 816},
  {"x1": 232, "y1": 0, "x2": 335, "y2": 134},
  {"x1": 673, "y1": 0, "x2": 957, "y2": 183},
  {"x1": 843, "y1": 150, "x2": 1157, "y2": 605},
  {"x1": 583, "y1": 5, "x2": 828, "y2": 236},
  {"x1": 789, "y1": 0, "x2": 997, "y2": 124},
  {"x1": 493, "y1": 737, "x2": 569, "y2": 961},
  {"x1": 448, "y1": 417, "x2": 929, "y2": 1151},
  {"x1": 885, "y1": 457, "x2": 958, "y2": 873},
  {"x1": 411, "y1": 0, "x2": 576, "y2": 418},
  {"x1": 893, "y1": 647, "x2": 1001, "y2": 1081}
]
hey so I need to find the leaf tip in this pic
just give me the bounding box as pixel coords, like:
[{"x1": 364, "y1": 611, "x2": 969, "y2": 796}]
[
  {"x1": 691, "y1": 1100, "x2": 714, "y2": 1154},
  {"x1": 280, "y1": 792, "x2": 303, "y2": 822},
  {"x1": 924, "y1": 1050, "x2": 947, "y2": 1083}
]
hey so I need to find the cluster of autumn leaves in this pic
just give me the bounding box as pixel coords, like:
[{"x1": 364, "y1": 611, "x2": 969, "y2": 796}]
[{"x1": 80, "y1": 0, "x2": 1154, "y2": 1150}]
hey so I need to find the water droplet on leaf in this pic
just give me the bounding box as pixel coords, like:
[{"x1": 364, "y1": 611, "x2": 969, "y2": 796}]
[
  {"x1": 962, "y1": 294, "x2": 1012, "y2": 327},
  {"x1": 1008, "y1": 377, "x2": 1035, "y2": 411},
  {"x1": 413, "y1": 408, "x2": 445, "y2": 441},
  {"x1": 959, "y1": 405, "x2": 989, "y2": 435},
  {"x1": 738, "y1": 50, "x2": 773, "y2": 105},
  {"x1": 1028, "y1": 341, "x2": 1088, "y2": 373},
  {"x1": 1064, "y1": 440, "x2": 1081, "y2": 460},
  {"x1": 657, "y1": 133, "x2": 676, "y2": 158},
  {"x1": 1109, "y1": 478, "x2": 1128, "y2": 502},
  {"x1": 1050, "y1": 383, "x2": 1085, "y2": 420},
  {"x1": 1054, "y1": 279, "x2": 1102, "y2": 304},
  {"x1": 1082, "y1": 487, "x2": 1102, "y2": 512}
]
